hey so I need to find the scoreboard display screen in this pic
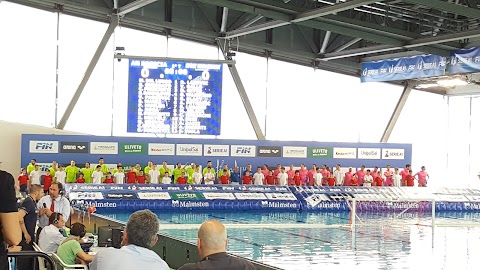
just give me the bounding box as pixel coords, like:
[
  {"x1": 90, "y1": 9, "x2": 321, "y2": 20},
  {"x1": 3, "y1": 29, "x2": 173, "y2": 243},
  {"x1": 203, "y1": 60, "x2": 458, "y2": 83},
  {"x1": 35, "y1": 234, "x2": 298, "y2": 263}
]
[{"x1": 127, "y1": 59, "x2": 222, "y2": 135}]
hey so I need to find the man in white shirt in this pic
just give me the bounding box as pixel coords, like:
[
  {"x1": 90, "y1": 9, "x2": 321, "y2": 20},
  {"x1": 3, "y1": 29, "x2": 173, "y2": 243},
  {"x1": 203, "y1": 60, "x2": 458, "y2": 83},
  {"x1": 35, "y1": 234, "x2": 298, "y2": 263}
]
[
  {"x1": 37, "y1": 183, "x2": 71, "y2": 240},
  {"x1": 38, "y1": 212, "x2": 66, "y2": 253},
  {"x1": 161, "y1": 172, "x2": 172, "y2": 184},
  {"x1": 314, "y1": 168, "x2": 323, "y2": 186},
  {"x1": 363, "y1": 170, "x2": 374, "y2": 187},
  {"x1": 113, "y1": 166, "x2": 125, "y2": 184},
  {"x1": 333, "y1": 164, "x2": 344, "y2": 186},
  {"x1": 193, "y1": 167, "x2": 203, "y2": 185},
  {"x1": 90, "y1": 210, "x2": 170, "y2": 270},
  {"x1": 203, "y1": 168, "x2": 215, "y2": 185},
  {"x1": 54, "y1": 165, "x2": 67, "y2": 185},
  {"x1": 277, "y1": 167, "x2": 288, "y2": 186},
  {"x1": 148, "y1": 164, "x2": 160, "y2": 184},
  {"x1": 29, "y1": 165, "x2": 42, "y2": 185},
  {"x1": 393, "y1": 168, "x2": 402, "y2": 187},
  {"x1": 92, "y1": 165, "x2": 103, "y2": 184},
  {"x1": 253, "y1": 168, "x2": 265, "y2": 185}
]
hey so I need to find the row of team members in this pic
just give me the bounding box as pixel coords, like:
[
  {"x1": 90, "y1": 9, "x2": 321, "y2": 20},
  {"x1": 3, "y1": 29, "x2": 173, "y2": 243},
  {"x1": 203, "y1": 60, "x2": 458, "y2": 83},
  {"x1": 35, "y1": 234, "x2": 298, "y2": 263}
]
[{"x1": 22, "y1": 159, "x2": 429, "y2": 189}]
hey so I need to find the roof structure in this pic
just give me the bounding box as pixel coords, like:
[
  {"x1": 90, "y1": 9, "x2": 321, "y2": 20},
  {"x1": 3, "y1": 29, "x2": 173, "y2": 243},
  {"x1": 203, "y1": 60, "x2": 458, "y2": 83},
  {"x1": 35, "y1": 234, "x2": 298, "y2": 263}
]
[
  {"x1": 9, "y1": 0, "x2": 480, "y2": 78},
  {"x1": 7, "y1": 0, "x2": 480, "y2": 140}
]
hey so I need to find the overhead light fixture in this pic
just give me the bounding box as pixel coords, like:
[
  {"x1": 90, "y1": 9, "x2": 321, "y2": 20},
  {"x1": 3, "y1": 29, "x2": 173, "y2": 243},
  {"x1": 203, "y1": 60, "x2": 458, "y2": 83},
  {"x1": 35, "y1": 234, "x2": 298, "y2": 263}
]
[
  {"x1": 416, "y1": 83, "x2": 438, "y2": 89},
  {"x1": 437, "y1": 78, "x2": 468, "y2": 87}
]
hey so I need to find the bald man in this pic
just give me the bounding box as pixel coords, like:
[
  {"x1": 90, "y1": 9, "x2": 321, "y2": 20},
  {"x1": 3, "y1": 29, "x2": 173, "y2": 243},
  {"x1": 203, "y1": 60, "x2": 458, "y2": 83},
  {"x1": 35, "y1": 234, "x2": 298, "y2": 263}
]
[{"x1": 178, "y1": 220, "x2": 256, "y2": 270}]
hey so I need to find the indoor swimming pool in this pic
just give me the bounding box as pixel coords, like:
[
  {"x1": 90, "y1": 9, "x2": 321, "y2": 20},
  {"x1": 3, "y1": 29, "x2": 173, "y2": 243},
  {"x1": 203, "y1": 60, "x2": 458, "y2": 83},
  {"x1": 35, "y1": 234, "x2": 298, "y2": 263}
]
[{"x1": 96, "y1": 210, "x2": 480, "y2": 270}]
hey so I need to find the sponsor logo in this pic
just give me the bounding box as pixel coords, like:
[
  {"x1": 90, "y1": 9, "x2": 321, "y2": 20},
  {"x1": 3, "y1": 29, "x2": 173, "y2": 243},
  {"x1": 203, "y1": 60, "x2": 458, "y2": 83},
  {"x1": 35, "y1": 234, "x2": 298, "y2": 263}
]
[
  {"x1": 308, "y1": 147, "x2": 333, "y2": 158},
  {"x1": 315, "y1": 201, "x2": 342, "y2": 209},
  {"x1": 170, "y1": 192, "x2": 203, "y2": 200},
  {"x1": 305, "y1": 194, "x2": 330, "y2": 207},
  {"x1": 234, "y1": 193, "x2": 267, "y2": 200},
  {"x1": 69, "y1": 192, "x2": 104, "y2": 200},
  {"x1": 231, "y1": 145, "x2": 256, "y2": 157},
  {"x1": 261, "y1": 201, "x2": 298, "y2": 209},
  {"x1": 29, "y1": 141, "x2": 59, "y2": 153},
  {"x1": 148, "y1": 143, "x2": 175, "y2": 155},
  {"x1": 203, "y1": 193, "x2": 236, "y2": 200},
  {"x1": 204, "y1": 145, "x2": 229, "y2": 157},
  {"x1": 357, "y1": 148, "x2": 381, "y2": 159},
  {"x1": 75, "y1": 201, "x2": 117, "y2": 208},
  {"x1": 120, "y1": 143, "x2": 146, "y2": 154},
  {"x1": 382, "y1": 148, "x2": 405, "y2": 160},
  {"x1": 90, "y1": 142, "x2": 118, "y2": 154},
  {"x1": 463, "y1": 202, "x2": 480, "y2": 210},
  {"x1": 265, "y1": 193, "x2": 297, "y2": 201},
  {"x1": 257, "y1": 146, "x2": 282, "y2": 157},
  {"x1": 282, "y1": 146, "x2": 307, "y2": 158},
  {"x1": 105, "y1": 193, "x2": 137, "y2": 199},
  {"x1": 333, "y1": 147, "x2": 356, "y2": 159},
  {"x1": 436, "y1": 195, "x2": 467, "y2": 202},
  {"x1": 60, "y1": 142, "x2": 89, "y2": 153},
  {"x1": 176, "y1": 144, "x2": 202, "y2": 156},
  {"x1": 171, "y1": 200, "x2": 210, "y2": 208}
]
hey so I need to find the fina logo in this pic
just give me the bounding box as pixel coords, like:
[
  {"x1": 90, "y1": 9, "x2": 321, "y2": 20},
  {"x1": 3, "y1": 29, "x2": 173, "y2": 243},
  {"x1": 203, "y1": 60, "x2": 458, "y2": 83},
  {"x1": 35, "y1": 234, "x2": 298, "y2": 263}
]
[
  {"x1": 236, "y1": 147, "x2": 251, "y2": 154},
  {"x1": 36, "y1": 142, "x2": 54, "y2": 150},
  {"x1": 362, "y1": 68, "x2": 369, "y2": 77}
]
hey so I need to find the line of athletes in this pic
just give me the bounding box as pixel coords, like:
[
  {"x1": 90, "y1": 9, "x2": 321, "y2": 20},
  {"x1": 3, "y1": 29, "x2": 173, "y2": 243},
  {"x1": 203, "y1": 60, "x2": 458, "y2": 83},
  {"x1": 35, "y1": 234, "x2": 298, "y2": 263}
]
[{"x1": 19, "y1": 158, "x2": 429, "y2": 195}]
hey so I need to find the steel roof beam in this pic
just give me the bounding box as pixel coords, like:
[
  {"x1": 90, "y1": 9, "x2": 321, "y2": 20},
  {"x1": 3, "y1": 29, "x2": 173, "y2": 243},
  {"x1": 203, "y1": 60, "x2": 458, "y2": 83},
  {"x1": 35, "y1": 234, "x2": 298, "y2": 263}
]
[
  {"x1": 117, "y1": 0, "x2": 157, "y2": 16},
  {"x1": 321, "y1": 27, "x2": 478, "y2": 60},
  {"x1": 223, "y1": 0, "x2": 379, "y2": 38},
  {"x1": 403, "y1": 0, "x2": 480, "y2": 18}
]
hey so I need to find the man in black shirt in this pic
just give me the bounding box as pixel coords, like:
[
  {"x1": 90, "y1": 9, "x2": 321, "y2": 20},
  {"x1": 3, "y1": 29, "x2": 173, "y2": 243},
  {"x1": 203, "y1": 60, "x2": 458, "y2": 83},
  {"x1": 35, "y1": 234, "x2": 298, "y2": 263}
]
[
  {"x1": 17, "y1": 184, "x2": 44, "y2": 270},
  {"x1": 178, "y1": 220, "x2": 256, "y2": 270},
  {"x1": 0, "y1": 170, "x2": 21, "y2": 270}
]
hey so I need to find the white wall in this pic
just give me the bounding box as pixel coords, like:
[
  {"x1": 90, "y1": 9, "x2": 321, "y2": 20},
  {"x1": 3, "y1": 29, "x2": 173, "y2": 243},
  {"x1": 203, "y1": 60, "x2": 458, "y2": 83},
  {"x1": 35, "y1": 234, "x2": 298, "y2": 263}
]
[{"x1": 0, "y1": 120, "x2": 82, "y2": 176}]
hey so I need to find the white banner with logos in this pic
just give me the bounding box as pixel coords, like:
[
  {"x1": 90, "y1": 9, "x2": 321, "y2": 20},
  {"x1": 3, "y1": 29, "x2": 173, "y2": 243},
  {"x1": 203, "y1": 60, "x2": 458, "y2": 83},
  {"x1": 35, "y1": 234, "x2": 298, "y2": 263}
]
[
  {"x1": 231, "y1": 145, "x2": 256, "y2": 157},
  {"x1": 333, "y1": 147, "x2": 357, "y2": 159},
  {"x1": 90, "y1": 142, "x2": 118, "y2": 155},
  {"x1": 234, "y1": 193, "x2": 267, "y2": 200},
  {"x1": 69, "y1": 192, "x2": 104, "y2": 200},
  {"x1": 357, "y1": 148, "x2": 381, "y2": 159},
  {"x1": 283, "y1": 146, "x2": 307, "y2": 158},
  {"x1": 382, "y1": 149, "x2": 405, "y2": 160},
  {"x1": 203, "y1": 192, "x2": 236, "y2": 200},
  {"x1": 204, "y1": 145, "x2": 230, "y2": 157},
  {"x1": 265, "y1": 193, "x2": 297, "y2": 201},
  {"x1": 148, "y1": 143, "x2": 175, "y2": 156},
  {"x1": 176, "y1": 144, "x2": 202, "y2": 156},
  {"x1": 137, "y1": 192, "x2": 171, "y2": 200},
  {"x1": 29, "y1": 141, "x2": 59, "y2": 154}
]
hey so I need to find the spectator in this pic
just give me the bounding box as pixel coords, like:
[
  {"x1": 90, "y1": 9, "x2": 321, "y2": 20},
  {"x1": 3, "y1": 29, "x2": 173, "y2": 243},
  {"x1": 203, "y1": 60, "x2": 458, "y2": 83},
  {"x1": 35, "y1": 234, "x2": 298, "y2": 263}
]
[
  {"x1": 17, "y1": 168, "x2": 29, "y2": 198},
  {"x1": 37, "y1": 183, "x2": 71, "y2": 241},
  {"x1": 38, "y1": 212, "x2": 66, "y2": 253},
  {"x1": 90, "y1": 210, "x2": 169, "y2": 270},
  {"x1": 0, "y1": 170, "x2": 22, "y2": 270},
  {"x1": 27, "y1": 159, "x2": 36, "y2": 175},
  {"x1": 178, "y1": 220, "x2": 255, "y2": 270},
  {"x1": 17, "y1": 184, "x2": 44, "y2": 270},
  {"x1": 230, "y1": 167, "x2": 240, "y2": 185},
  {"x1": 57, "y1": 222, "x2": 94, "y2": 265}
]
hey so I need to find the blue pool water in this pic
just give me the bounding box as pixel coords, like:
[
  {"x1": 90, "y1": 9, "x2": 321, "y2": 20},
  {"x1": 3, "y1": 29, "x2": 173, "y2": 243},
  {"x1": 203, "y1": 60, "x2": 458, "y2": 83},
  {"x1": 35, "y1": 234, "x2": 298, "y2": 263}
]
[{"x1": 97, "y1": 210, "x2": 480, "y2": 270}]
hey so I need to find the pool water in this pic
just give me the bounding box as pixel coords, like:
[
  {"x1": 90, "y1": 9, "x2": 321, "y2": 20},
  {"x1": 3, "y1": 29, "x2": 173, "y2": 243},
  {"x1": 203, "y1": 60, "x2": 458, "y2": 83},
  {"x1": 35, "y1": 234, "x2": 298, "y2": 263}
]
[{"x1": 97, "y1": 210, "x2": 480, "y2": 270}]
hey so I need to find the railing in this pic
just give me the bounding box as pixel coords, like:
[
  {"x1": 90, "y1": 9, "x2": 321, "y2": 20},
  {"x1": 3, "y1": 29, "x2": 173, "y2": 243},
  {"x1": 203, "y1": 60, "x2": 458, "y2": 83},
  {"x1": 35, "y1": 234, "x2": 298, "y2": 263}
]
[{"x1": 7, "y1": 251, "x2": 56, "y2": 270}]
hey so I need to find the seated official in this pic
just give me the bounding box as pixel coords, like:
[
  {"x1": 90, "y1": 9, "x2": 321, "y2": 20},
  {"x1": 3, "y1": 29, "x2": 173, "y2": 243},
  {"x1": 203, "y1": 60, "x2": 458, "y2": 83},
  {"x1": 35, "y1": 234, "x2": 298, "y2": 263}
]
[
  {"x1": 56, "y1": 222, "x2": 94, "y2": 265},
  {"x1": 90, "y1": 209, "x2": 169, "y2": 270},
  {"x1": 38, "y1": 212, "x2": 66, "y2": 253},
  {"x1": 178, "y1": 220, "x2": 256, "y2": 270}
]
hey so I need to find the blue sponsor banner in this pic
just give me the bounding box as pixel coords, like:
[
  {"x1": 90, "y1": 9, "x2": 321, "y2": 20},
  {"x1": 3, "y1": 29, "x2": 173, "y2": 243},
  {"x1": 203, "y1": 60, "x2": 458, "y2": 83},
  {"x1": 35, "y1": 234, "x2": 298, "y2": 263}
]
[
  {"x1": 65, "y1": 184, "x2": 480, "y2": 212},
  {"x1": 448, "y1": 47, "x2": 480, "y2": 74},
  {"x1": 361, "y1": 54, "x2": 447, "y2": 83}
]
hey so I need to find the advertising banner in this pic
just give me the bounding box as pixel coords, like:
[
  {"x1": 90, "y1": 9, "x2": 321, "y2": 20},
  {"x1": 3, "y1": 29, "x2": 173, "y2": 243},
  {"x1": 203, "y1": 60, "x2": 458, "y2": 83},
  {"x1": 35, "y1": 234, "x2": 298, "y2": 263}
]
[
  {"x1": 361, "y1": 54, "x2": 446, "y2": 83},
  {"x1": 449, "y1": 47, "x2": 480, "y2": 74}
]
